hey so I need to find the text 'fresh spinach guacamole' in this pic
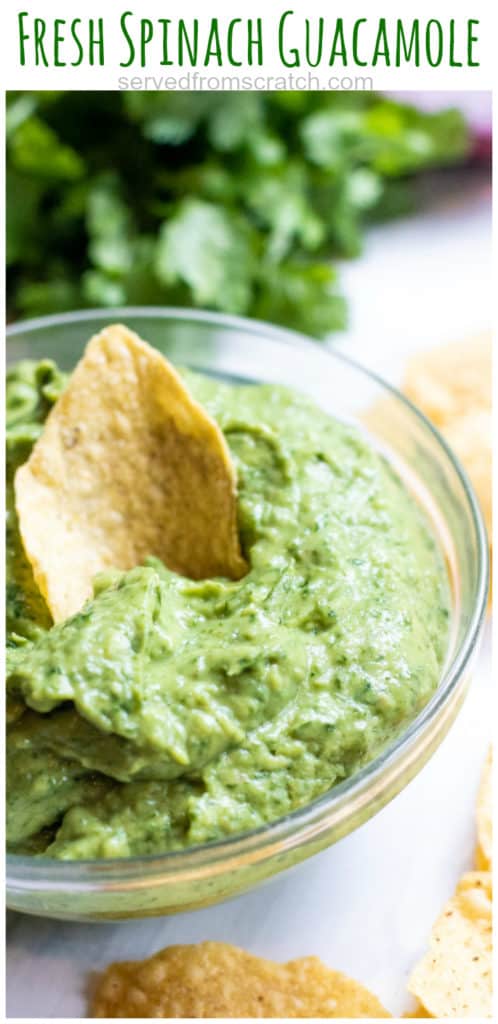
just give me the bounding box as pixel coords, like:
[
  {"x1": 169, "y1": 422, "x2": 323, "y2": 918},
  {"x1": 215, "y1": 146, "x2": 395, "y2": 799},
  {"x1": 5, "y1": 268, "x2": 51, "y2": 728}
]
[{"x1": 6, "y1": 357, "x2": 450, "y2": 860}]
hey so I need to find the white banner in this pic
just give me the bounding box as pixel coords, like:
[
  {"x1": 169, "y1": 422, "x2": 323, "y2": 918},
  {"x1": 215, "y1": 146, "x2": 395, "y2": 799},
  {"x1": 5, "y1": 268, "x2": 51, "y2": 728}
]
[{"x1": 2, "y1": 0, "x2": 494, "y2": 91}]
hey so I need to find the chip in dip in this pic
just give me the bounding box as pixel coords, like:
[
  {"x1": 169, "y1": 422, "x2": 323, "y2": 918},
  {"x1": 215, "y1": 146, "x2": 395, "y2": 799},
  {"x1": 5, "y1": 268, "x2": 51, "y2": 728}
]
[
  {"x1": 14, "y1": 324, "x2": 246, "y2": 622},
  {"x1": 6, "y1": 339, "x2": 451, "y2": 859},
  {"x1": 91, "y1": 941, "x2": 391, "y2": 1018}
]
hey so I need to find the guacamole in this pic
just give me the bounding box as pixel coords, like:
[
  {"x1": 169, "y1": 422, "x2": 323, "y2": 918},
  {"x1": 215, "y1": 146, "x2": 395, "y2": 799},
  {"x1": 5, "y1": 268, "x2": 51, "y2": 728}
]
[{"x1": 6, "y1": 358, "x2": 450, "y2": 860}]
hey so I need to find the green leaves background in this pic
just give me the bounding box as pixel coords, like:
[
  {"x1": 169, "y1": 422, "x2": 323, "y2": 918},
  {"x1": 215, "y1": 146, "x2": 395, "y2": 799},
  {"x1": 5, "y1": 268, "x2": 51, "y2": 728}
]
[{"x1": 7, "y1": 91, "x2": 469, "y2": 337}]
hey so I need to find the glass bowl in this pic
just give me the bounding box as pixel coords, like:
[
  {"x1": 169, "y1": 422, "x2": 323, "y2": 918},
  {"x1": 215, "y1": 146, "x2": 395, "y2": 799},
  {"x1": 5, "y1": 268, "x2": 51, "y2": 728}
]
[{"x1": 6, "y1": 308, "x2": 489, "y2": 921}]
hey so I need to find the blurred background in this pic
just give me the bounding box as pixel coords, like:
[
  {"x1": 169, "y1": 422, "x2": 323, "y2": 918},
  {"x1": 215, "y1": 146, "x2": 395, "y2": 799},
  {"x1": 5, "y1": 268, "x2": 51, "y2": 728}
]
[{"x1": 6, "y1": 90, "x2": 491, "y2": 342}]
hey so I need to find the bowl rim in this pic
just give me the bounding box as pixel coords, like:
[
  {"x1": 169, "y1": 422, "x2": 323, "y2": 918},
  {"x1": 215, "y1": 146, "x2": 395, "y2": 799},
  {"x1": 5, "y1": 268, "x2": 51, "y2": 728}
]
[{"x1": 6, "y1": 306, "x2": 490, "y2": 892}]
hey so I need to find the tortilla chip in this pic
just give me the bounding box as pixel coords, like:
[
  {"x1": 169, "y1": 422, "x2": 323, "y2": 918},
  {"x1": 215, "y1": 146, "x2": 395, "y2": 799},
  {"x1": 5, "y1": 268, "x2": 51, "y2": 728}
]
[
  {"x1": 91, "y1": 941, "x2": 390, "y2": 1018},
  {"x1": 444, "y1": 410, "x2": 492, "y2": 536},
  {"x1": 404, "y1": 334, "x2": 492, "y2": 536},
  {"x1": 404, "y1": 335, "x2": 491, "y2": 429},
  {"x1": 15, "y1": 325, "x2": 246, "y2": 622},
  {"x1": 476, "y1": 749, "x2": 492, "y2": 871},
  {"x1": 408, "y1": 871, "x2": 492, "y2": 1018}
]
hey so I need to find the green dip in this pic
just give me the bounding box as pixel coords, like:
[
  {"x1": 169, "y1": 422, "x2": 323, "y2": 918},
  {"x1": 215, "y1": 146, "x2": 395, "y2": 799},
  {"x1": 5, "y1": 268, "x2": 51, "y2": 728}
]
[{"x1": 6, "y1": 358, "x2": 450, "y2": 860}]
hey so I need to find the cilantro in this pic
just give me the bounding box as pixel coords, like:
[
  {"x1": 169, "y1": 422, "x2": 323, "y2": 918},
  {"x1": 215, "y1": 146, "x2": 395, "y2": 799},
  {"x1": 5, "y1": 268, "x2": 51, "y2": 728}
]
[
  {"x1": 155, "y1": 199, "x2": 256, "y2": 313},
  {"x1": 6, "y1": 91, "x2": 469, "y2": 337}
]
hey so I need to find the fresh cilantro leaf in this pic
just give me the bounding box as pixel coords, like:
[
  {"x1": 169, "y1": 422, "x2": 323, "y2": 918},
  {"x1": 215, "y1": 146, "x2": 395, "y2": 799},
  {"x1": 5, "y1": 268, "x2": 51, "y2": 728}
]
[
  {"x1": 253, "y1": 259, "x2": 346, "y2": 337},
  {"x1": 9, "y1": 116, "x2": 85, "y2": 181},
  {"x1": 155, "y1": 199, "x2": 255, "y2": 314}
]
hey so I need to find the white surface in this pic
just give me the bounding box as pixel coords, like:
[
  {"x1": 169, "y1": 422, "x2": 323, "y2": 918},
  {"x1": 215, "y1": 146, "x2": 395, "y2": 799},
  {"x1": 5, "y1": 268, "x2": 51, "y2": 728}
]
[
  {"x1": 335, "y1": 168, "x2": 492, "y2": 380},
  {"x1": 6, "y1": 172, "x2": 492, "y2": 1020}
]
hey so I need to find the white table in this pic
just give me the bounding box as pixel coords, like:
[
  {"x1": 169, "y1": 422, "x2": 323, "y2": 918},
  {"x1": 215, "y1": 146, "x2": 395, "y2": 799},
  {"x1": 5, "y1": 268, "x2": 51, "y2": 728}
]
[{"x1": 7, "y1": 170, "x2": 492, "y2": 1020}]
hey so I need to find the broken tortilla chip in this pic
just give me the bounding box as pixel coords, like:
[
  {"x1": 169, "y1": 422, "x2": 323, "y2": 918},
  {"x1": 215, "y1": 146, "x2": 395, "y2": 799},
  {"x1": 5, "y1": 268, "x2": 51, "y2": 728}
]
[
  {"x1": 91, "y1": 941, "x2": 390, "y2": 1018},
  {"x1": 403, "y1": 334, "x2": 491, "y2": 430},
  {"x1": 15, "y1": 325, "x2": 246, "y2": 622},
  {"x1": 408, "y1": 871, "x2": 492, "y2": 1018},
  {"x1": 476, "y1": 749, "x2": 492, "y2": 871},
  {"x1": 443, "y1": 409, "x2": 492, "y2": 537},
  {"x1": 403, "y1": 334, "x2": 492, "y2": 537}
]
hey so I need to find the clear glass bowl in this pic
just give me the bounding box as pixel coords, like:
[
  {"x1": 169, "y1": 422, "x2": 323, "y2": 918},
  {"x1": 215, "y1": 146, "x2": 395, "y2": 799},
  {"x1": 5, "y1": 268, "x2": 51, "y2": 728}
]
[{"x1": 6, "y1": 308, "x2": 489, "y2": 921}]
